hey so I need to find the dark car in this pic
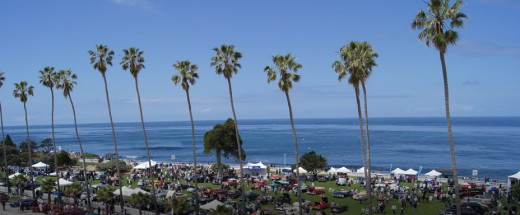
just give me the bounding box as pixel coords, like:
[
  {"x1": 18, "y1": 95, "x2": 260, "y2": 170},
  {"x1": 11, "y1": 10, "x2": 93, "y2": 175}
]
[
  {"x1": 10, "y1": 198, "x2": 37, "y2": 209},
  {"x1": 244, "y1": 191, "x2": 259, "y2": 201},
  {"x1": 442, "y1": 206, "x2": 479, "y2": 215},
  {"x1": 275, "y1": 193, "x2": 291, "y2": 205},
  {"x1": 23, "y1": 181, "x2": 41, "y2": 189},
  {"x1": 227, "y1": 190, "x2": 241, "y2": 199},
  {"x1": 318, "y1": 176, "x2": 327, "y2": 182},
  {"x1": 461, "y1": 202, "x2": 487, "y2": 215},
  {"x1": 332, "y1": 189, "x2": 352, "y2": 198},
  {"x1": 331, "y1": 204, "x2": 348, "y2": 213}
]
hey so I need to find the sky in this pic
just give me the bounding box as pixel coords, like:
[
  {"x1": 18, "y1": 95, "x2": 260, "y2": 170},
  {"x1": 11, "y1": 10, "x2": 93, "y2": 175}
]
[{"x1": 0, "y1": 0, "x2": 519, "y2": 126}]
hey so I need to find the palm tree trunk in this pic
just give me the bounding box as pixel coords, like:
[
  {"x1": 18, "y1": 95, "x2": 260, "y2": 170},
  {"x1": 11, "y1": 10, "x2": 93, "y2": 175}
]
[
  {"x1": 361, "y1": 82, "x2": 373, "y2": 214},
  {"x1": 440, "y1": 52, "x2": 460, "y2": 214},
  {"x1": 101, "y1": 73, "x2": 124, "y2": 210},
  {"x1": 50, "y1": 87, "x2": 61, "y2": 208},
  {"x1": 23, "y1": 102, "x2": 35, "y2": 199},
  {"x1": 68, "y1": 94, "x2": 92, "y2": 211},
  {"x1": 185, "y1": 89, "x2": 199, "y2": 215},
  {"x1": 284, "y1": 91, "x2": 302, "y2": 215},
  {"x1": 216, "y1": 149, "x2": 222, "y2": 179},
  {"x1": 354, "y1": 87, "x2": 370, "y2": 214},
  {"x1": 225, "y1": 78, "x2": 245, "y2": 212},
  {"x1": 0, "y1": 102, "x2": 10, "y2": 194},
  {"x1": 133, "y1": 77, "x2": 158, "y2": 215}
]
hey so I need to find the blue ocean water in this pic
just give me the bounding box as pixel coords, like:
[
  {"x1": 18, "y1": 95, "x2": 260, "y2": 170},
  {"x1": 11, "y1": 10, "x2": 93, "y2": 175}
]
[{"x1": 3, "y1": 117, "x2": 519, "y2": 180}]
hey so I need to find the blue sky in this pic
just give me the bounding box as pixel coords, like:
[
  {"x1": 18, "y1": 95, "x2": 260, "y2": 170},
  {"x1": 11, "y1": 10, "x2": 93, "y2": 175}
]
[{"x1": 1, "y1": 0, "x2": 519, "y2": 126}]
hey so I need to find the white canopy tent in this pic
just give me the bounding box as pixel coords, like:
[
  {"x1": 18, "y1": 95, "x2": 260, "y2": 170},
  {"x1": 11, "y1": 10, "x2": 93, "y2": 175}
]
[
  {"x1": 113, "y1": 186, "x2": 136, "y2": 196},
  {"x1": 133, "y1": 160, "x2": 157, "y2": 169},
  {"x1": 200, "y1": 200, "x2": 231, "y2": 211},
  {"x1": 337, "y1": 167, "x2": 352, "y2": 173},
  {"x1": 8, "y1": 172, "x2": 22, "y2": 179},
  {"x1": 32, "y1": 162, "x2": 49, "y2": 168},
  {"x1": 425, "y1": 170, "x2": 442, "y2": 177},
  {"x1": 244, "y1": 161, "x2": 268, "y2": 177},
  {"x1": 391, "y1": 168, "x2": 406, "y2": 175},
  {"x1": 404, "y1": 168, "x2": 418, "y2": 175},
  {"x1": 508, "y1": 171, "x2": 520, "y2": 187},
  {"x1": 327, "y1": 167, "x2": 338, "y2": 174},
  {"x1": 293, "y1": 167, "x2": 307, "y2": 174},
  {"x1": 59, "y1": 178, "x2": 74, "y2": 186},
  {"x1": 356, "y1": 167, "x2": 365, "y2": 174},
  {"x1": 133, "y1": 187, "x2": 150, "y2": 195}
]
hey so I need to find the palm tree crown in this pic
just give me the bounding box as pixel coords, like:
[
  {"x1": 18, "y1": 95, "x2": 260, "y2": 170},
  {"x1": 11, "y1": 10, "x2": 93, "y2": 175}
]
[
  {"x1": 13, "y1": 81, "x2": 34, "y2": 103},
  {"x1": 121, "y1": 47, "x2": 145, "y2": 78},
  {"x1": 210, "y1": 44, "x2": 242, "y2": 79},
  {"x1": 38, "y1": 66, "x2": 59, "y2": 89},
  {"x1": 89, "y1": 44, "x2": 115, "y2": 75},
  {"x1": 264, "y1": 53, "x2": 302, "y2": 92},
  {"x1": 0, "y1": 72, "x2": 5, "y2": 88},
  {"x1": 333, "y1": 41, "x2": 378, "y2": 83},
  {"x1": 411, "y1": 0, "x2": 467, "y2": 54},
  {"x1": 55, "y1": 69, "x2": 77, "y2": 98},
  {"x1": 172, "y1": 60, "x2": 199, "y2": 91}
]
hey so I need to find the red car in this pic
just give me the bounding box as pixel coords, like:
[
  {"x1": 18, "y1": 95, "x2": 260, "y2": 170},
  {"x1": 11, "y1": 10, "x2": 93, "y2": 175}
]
[
  {"x1": 311, "y1": 197, "x2": 330, "y2": 210},
  {"x1": 251, "y1": 180, "x2": 268, "y2": 189},
  {"x1": 307, "y1": 186, "x2": 326, "y2": 195},
  {"x1": 222, "y1": 178, "x2": 239, "y2": 187}
]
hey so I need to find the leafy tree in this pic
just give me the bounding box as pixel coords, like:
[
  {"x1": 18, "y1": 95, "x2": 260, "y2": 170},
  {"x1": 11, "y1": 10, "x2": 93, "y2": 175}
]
[
  {"x1": 39, "y1": 138, "x2": 53, "y2": 152},
  {"x1": 89, "y1": 44, "x2": 125, "y2": 211},
  {"x1": 264, "y1": 53, "x2": 304, "y2": 214},
  {"x1": 332, "y1": 41, "x2": 378, "y2": 213},
  {"x1": 164, "y1": 196, "x2": 189, "y2": 215},
  {"x1": 204, "y1": 118, "x2": 245, "y2": 179},
  {"x1": 130, "y1": 192, "x2": 150, "y2": 215},
  {"x1": 0, "y1": 72, "x2": 8, "y2": 190},
  {"x1": 13, "y1": 81, "x2": 36, "y2": 199},
  {"x1": 172, "y1": 60, "x2": 200, "y2": 214},
  {"x1": 0, "y1": 135, "x2": 19, "y2": 165},
  {"x1": 11, "y1": 174, "x2": 27, "y2": 197},
  {"x1": 121, "y1": 47, "x2": 158, "y2": 214},
  {"x1": 412, "y1": 0, "x2": 467, "y2": 212},
  {"x1": 41, "y1": 177, "x2": 56, "y2": 205},
  {"x1": 299, "y1": 151, "x2": 327, "y2": 178},
  {"x1": 57, "y1": 151, "x2": 76, "y2": 167},
  {"x1": 211, "y1": 44, "x2": 246, "y2": 209},
  {"x1": 19, "y1": 140, "x2": 38, "y2": 152},
  {"x1": 97, "y1": 160, "x2": 131, "y2": 173},
  {"x1": 512, "y1": 183, "x2": 520, "y2": 200}
]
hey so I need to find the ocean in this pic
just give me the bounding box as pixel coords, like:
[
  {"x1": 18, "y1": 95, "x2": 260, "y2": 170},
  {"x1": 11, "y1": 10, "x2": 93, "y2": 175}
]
[{"x1": 3, "y1": 117, "x2": 519, "y2": 180}]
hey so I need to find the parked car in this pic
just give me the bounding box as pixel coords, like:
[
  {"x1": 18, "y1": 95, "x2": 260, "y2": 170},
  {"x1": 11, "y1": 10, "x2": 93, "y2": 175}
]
[
  {"x1": 307, "y1": 186, "x2": 325, "y2": 195},
  {"x1": 244, "y1": 190, "x2": 258, "y2": 201},
  {"x1": 317, "y1": 176, "x2": 327, "y2": 182},
  {"x1": 333, "y1": 189, "x2": 352, "y2": 198},
  {"x1": 222, "y1": 178, "x2": 239, "y2": 187},
  {"x1": 461, "y1": 202, "x2": 487, "y2": 215},
  {"x1": 336, "y1": 177, "x2": 347, "y2": 186},
  {"x1": 331, "y1": 204, "x2": 348, "y2": 213},
  {"x1": 10, "y1": 198, "x2": 37, "y2": 209},
  {"x1": 468, "y1": 195, "x2": 492, "y2": 206},
  {"x1": 311, "y1": 197, "x2": 329, "y2": 210},
  {"x1": 275, "y1": 193, "x2": 291, "y2": 205},
  {"x1": 352, "y1": 191, "x2": 368, "y2": 200}
]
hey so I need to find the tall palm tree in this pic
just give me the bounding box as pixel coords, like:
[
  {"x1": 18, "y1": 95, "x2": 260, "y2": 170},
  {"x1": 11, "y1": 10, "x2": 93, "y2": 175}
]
[
  {"x1": 56, "y1": 69, "x2": 92, "y2": 211},
  {"x1": 11, "y1": 174, "x2": 28, "y2": 197},
  {"x1": 12, "y1": 81, "x2": 35, "y2": 199},
  {"x1": 130, "y1": 192, "x2": 150, "y2": 215},
  {"x1": 210, "y1": 44, "x2": 246, "y2": 210},
  {"x1": 65, "y1": 182, "x2": 83, "y2": 208},
  {"x1": 264, "y1": 53, "x2": 303, "y2": 215},
  {"x1": 120, "y1": 47, "x2": 158, "y2": 214},
  {"x1": 412, "y1": 1, "x2": 467, "y2": 213},
  {"x1": 172, "y1": 60, "x2": 200, "y2": 214},
  {"x1": 41, "y1": 177, "x2": 56, "y2": 205},
  {"x1": 96, "y1": 186, "x2": 115, "y2": 214},
  {"x1": 0, "y1": 72, "x2": 9, "y2": 193},
  {"x1": 38, "y1": 66, "x2": 62, "y2": 207},
  {"x1": 88, "y1": 44, "x2": 125, "y2": 210}
]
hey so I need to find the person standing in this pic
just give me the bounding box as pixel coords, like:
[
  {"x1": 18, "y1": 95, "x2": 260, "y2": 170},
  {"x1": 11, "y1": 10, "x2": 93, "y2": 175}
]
[{"x1": 392, "y1": 204, "x2": 397, "y2": 214}]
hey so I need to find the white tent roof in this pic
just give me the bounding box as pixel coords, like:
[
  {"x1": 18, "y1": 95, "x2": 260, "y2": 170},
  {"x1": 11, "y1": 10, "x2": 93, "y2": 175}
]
[
  {"x1": 8, "y1": 172, "x2": 22, "y2": 179},
  {"x1": 404, "y1": 168, "x2": 418, "y2": 175},
  {"x1": 293, "y1": 167, "x2": 307, "y2": 174},
  {"x1": 113, "y1": 186, "x2": 136, "y2": 196},
  {"x1": 133, "y1": 160, "x2": 157, "y2": 169},
  {"x1": 200, "y1": 200, "x2": 229, "y2": 211},
  {"x1": 357, "y1": 167, "x2": 365, "y2": 174},
  {"x1": 166, "y1": 190, "x2": 176, "y2": 198},
  {"x1": 425, "y1": 170, "x2": 442, "y2": 177},
  {"x1": 327, "y1": 167, "x2": 337, "y2": 174},
  {"x1": 337, "y1": 167, "x2": 352, "y2": 173},
  {"x1": 133, "y1": 187, "x2": 150, "y2": 195},
  {"x1": 59, "y1": 178, "x2": 74, "y2": 186},
  {"x1": 391, "y1": 168, "x2": 405, "y2": 175},
  {"x1": 246, "y1": 161, "x2": 267, "y2": 169},
  {"x1": 32, "y1": 162, "x2": 49, "y2": 168},
  {"x1": 509, "y1": 171, "x2": 520, "y2": 180}
]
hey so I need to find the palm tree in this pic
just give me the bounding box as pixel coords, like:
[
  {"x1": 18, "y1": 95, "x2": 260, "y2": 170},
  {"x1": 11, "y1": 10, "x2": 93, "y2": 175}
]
[
  {"x1": 209, "y1": 204, "x2": 233, "y2": 215},
  {"x1": 11, "y1": 174, "x2": 27, "y2": 197},
  {"x1": 120, "y1": 47, "x2": 158, "y2": 214},
  {"x1": 0, "y1": 72, "x2": 9, "y2": 193},
  {"x1": 56, "y1": 69, "x2": 92, "y2": 211},
  {"x1": 210, "y1": 44, "x2": 246, "y2": 210},
  {"x1": 172, "y1": 60, "x2": 200, "y2": 214},
  {"x1": 41, "y1": 177, "x2": 56, "y2": 205},
  {"x1": 130, "y1": 192, "x2": 150, "y2": 215},
  {"x1": 38, "y1": 66, "x2": 62, "y2": 207},
  {"x1": 88, "y1": 44, "x2": 125, "y2": 210},
  {"x1": 96, "y1": 186, "x2": 115, "y2": 214},
  {"x1": 412, "y1": 1, "x2": 467, "y2": 213},
  {"x1": 13, "y1": 81, "x2": 35, "y2": 199},
  {"x1": 333, "y1": 41, "x2": 378, "y2": 214},
  {"x1": 65, "y1": 182, "x2": 83, "y2": 208},
  {"x1": 264, "y1": 53, "x2": 303, "y2": 215},
  {"x1": 164, "y1": 197, "x2": 189, "y2": 215}
]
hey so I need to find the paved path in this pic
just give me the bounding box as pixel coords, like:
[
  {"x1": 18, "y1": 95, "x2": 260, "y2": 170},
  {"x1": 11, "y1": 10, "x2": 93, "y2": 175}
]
[{"x1": 0, "y1": 203, "x2": 40, "y2": 215}]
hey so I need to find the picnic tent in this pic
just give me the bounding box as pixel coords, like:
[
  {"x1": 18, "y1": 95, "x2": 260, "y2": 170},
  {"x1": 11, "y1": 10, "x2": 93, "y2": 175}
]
[
  {"x1": 508, "y1": 171, "x2": 520, "y2": 187},
  {"x1": 337, "y1": 167, "x2": 352, "y2": 173},
  {"x1": 200, "y1": 200, "x2": 230, "y2": 211},
  {"x1": 133, "y1": 160, "x2": 157, "y2": 169},
  {"x1": 113, "y1": 186, "x2": 136, "y2": 196},
  {"x1": 293, "y1": 167, "x2": 307, "y2": 174},
  {"x1": 391, "y1": 168, "x2": 406, "y2": 175},
  {"x1": 244, "y1": 161, "x2": 268, "y2": 176},
  {"x1": 32, "y1": 162, "x2": 49, "y2": 168},
  {"x1": 59, "y1": 178, "x2": 74, "y2": 186},
  {"x1": 356, "y1": 167, "x2": 365, "y2": 174},
  {"x1": 404, "y1": 168, "x2": 418, "y2": 175},
  {"x1": 133, "y1": 187, "x2": 150, "y2": 195},
  {"x1": 327, "y1": 167, "x2": 338, "y2": 174},
  {"x1": 425, "y1": 170, "x2": 442, "y2": 177},
  {"x1": 8, "y1": 172, "x2": 22, "y2": 179}
]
